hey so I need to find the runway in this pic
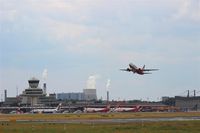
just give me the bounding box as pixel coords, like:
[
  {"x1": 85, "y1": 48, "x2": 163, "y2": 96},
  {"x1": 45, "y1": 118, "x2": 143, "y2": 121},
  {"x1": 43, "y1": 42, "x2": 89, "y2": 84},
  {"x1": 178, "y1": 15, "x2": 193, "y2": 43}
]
[{"x1": 14, "y1": 116, "x2": 200, "y2": 124}]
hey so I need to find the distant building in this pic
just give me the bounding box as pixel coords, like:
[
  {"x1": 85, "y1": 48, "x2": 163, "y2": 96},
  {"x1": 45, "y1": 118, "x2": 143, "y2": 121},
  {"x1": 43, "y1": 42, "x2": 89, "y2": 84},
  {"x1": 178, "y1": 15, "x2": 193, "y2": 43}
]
[
  {"x1": 83, "y1": 89, "x2": 97, "y2": 101},
  {"x1": 57, "y1": 92, "x2": 84, "y2": 101},
  {"x1": 4, "y1": 96, "x2": 21, "y2": 106},
  {"x1": 2, "y1": 76, "x2": 99, "y2": 107},
  {"x1": 57, "y1": 89, "x2": 97, "y2": 101},
  {"x1": 162, "y1": 96, "x2": 170, "y2": 102},
  {"x1": 175, "y1": 96, "x2": 200, "y2": 111}
]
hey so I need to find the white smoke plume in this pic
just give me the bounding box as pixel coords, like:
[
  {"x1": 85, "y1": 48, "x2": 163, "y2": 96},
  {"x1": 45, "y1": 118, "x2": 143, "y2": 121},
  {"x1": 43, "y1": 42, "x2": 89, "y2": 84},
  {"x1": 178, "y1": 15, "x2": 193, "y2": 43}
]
[
  {"x1": 86, "y1": 75, "x2": 97, "y2": 89},
  {"x1": 106, "y1": 79, "x2": 111, "y2": 90},
  {"x1": 42, "y1": 69, "x2": 48, "y2": 81}
]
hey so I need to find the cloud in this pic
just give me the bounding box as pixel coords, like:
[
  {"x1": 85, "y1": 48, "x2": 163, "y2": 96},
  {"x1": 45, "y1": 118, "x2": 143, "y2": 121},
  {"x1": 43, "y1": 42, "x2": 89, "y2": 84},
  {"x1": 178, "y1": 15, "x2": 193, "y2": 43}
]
[
  {"x1": 171, "y1": 0, "x2": 200, "y2": 22},
  {"x1": 1, "y1": 0, "x2": 199, "y2": 61},
  {"x1": 106, "y1": 79, "x2": 111, "y2": 90},
  {"x1": 40, "y1": 18, "x2": 88, "y2": 40},
  {"x1": 42, "y1": 69, "x2": 48, "y2": 81},
  {"x1": 86, "y1": 74, "x2": 100, "y2": 89}
]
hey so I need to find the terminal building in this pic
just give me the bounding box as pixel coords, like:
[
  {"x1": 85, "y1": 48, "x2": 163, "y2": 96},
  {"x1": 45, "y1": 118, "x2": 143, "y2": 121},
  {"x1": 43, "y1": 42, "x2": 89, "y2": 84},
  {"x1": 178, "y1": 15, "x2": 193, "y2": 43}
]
[
  {"x1": 174, "y1": 90, "x2": 200, "y2": 111},
  {"x1": 39, "y1": 93, "x2": 57, "y2": 106},
  {"x1": 175, "y1": 96, "x2": 200, "y2": 111},
  {"x1": 3, "y1": 77, "x2": 98, "y2": 107}
]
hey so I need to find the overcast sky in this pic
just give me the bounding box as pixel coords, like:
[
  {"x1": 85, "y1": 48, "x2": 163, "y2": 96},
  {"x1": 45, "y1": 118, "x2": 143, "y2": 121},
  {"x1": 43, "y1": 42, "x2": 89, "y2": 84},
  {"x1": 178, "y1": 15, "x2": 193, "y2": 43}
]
[{"x1": 0, "y1": 0, "x2": 200, "y2": 101}]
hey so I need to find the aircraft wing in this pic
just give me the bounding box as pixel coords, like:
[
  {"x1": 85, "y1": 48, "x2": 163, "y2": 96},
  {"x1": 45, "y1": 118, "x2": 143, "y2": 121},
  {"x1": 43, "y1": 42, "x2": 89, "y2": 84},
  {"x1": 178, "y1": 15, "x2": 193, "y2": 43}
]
[
  {"x1": 143, "y1": 69, "x2": 159, "y2": 71},
  {"x1": 143, "y1": 72, "x2": 152, "y2": 74}
]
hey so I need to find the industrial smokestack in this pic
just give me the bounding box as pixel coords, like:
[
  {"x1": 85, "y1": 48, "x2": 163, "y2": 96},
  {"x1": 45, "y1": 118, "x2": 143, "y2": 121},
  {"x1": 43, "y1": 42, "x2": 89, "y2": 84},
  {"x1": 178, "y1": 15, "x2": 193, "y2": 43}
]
[
  {"x1": 187, "y1": 90, "x2": 189, "y2": 97},
  {"x1": 4, "y1": 89, "x2": 7, "y2": 102},
  {"x1": 106, "y1": 79, "x2": 111, "y2": 102},
  {"x1": 16, "y1": 86, "x2": 18, "y2": 97},
  {"x1": 107, "y1": 91, "x2": 109, "y2": 102},
  {"x1": 43, "y1": 83, "x2": 47, "y2": 95},
  {"x1": 42, "y1": 69, "x2": 48, "y2": 94}
]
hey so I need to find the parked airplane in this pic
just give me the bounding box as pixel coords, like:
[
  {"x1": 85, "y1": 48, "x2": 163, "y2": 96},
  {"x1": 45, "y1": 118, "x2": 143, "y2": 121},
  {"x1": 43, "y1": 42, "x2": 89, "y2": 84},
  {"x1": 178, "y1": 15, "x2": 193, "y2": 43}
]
[
  {"x1": 112, "y1": 107, "x2": 137, "y2": 112},
  {"x1": 30, "y1": 103, "x2": 62, "y2": 114},
  {"x1": 120, "y1": 63, "x2": 159, "y2": 75},
  {"x1": 9, "y1": 107, "x2": 23, "y2": 114},
  {"x1": 111, "y1": 105, "x2": 142, "y2": 112},
  {"x1": 84, "y1": 105, "x2": 110, "y2": 113}
]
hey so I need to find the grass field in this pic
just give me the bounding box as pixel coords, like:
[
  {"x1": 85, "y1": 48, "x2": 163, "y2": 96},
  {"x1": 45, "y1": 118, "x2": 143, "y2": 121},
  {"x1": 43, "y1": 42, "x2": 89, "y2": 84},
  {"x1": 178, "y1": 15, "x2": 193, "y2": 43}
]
[
  {"x1": 0, "y1": 121, "x2": 200, "y2": 133},
  {"x1": 0, "y1": 112, "x2": 200, "y2": 133}
]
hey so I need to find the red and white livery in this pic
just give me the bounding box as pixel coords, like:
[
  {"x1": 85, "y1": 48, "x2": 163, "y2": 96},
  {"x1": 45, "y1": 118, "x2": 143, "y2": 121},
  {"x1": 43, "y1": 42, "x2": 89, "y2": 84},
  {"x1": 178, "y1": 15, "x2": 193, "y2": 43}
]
[{"x1": 120, "y1": 63, "x2": 159, "y2": 75}]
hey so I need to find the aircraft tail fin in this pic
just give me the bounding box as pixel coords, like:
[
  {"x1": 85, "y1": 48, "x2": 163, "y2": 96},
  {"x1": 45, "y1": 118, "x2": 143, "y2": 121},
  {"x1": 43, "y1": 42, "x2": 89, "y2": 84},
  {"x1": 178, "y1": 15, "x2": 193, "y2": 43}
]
[
  {"x1": 106, "y1": 104, "x2": 111, "y2": 109},
  {"x1": 56, "y1": 103, "x2": 62, "y2": 111},
  {"x1": 142, "y1": 65, "x2": 145, "y2": 70}
]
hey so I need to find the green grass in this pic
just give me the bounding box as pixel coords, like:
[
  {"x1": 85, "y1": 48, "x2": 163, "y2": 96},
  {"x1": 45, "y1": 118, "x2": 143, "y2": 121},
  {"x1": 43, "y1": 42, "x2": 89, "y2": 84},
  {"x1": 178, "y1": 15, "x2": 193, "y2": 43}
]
[
  {"x1": 0, "y1": 121, "x2": 200, "y2": 133},
  {"x1": 0, "y1": 112, "x2": 200, "y2": 133}
]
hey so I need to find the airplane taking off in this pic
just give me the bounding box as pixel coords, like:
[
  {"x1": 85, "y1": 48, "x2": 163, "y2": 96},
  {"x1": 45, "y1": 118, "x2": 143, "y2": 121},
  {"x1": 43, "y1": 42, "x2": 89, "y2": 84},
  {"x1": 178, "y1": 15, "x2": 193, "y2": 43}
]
[{"x1": 120, "y1": 63, "x2": 159, "y2": 75}]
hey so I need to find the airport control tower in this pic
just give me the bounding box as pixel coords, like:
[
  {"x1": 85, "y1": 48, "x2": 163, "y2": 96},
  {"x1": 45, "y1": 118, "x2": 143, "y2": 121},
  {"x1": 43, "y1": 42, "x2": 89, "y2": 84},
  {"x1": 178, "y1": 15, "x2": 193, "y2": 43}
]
[{"x1": 21, "y1": 77, "x2": 45, "y2": 106}]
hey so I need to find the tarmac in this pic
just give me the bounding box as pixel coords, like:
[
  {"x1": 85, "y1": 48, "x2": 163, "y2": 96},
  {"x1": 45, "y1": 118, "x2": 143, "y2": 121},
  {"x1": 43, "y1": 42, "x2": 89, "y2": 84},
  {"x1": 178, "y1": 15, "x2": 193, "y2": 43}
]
[{"x1": 7, "y1": 116, "x2": 200, "y2": 124}]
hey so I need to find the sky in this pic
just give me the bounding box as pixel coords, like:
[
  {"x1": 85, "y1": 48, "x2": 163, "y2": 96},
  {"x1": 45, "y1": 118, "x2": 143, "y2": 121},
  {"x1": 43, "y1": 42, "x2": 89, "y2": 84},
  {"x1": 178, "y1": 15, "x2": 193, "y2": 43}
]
[{"x1": 0, "y1": 0, "x2": 200, "y2": 101}]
